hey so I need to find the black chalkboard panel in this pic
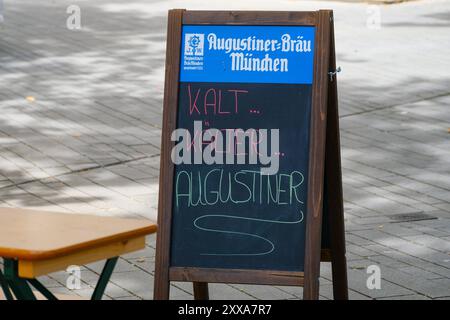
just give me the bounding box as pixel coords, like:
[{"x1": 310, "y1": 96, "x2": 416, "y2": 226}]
[{"x1": 170, "y1": 82, "x2": 312, "y2": 272}]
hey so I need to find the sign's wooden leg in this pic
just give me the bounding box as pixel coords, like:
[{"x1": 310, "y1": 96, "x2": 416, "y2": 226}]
[
  {"x1": 303, "y1": 9, "x2": 333, "y2": 301},
  {"x1": 154, "y1": 276, "x2": 170, "y2": 300},
  {"x1": 303, "y1": 277, "x2": 320, "y2": 300},
  {"x1": 193, "y1": 282, "x2": 209, "y2": 300},
  {"x1": 330, "y1": 245, "x2": 348, "y2": 299},
  {"x1": 326, "y1": 15, "x2": 349, "y2": 300},
  {"x1": 154, "y1": 9, "x2": 184, "y2": 301}
]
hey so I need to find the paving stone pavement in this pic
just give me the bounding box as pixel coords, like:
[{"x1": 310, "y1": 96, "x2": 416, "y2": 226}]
[{"x1": 0, "y1": 0, "x2": 449, "y2": 300}]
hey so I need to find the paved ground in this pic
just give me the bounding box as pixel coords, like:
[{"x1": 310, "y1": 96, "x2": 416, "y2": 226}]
[{"x1": 0, "y1": 0, "x2": 449, "y2": 300}]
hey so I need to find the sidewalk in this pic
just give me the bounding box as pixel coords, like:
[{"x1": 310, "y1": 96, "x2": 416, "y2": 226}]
[{"x1": 0, "y1": 0, "x2": 449, "y2": 299}]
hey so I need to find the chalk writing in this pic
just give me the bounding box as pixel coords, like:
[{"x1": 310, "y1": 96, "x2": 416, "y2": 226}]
[
  {"x1": 194, "y1": 211, "x2": 304, "y2": 256},
  {"x1": 171, "y1": 121, "x2": 280, "y2": 175},
  {"x1": 188, "y1": 85, "x2": 248, "y2": 116},
  {"x1": 175, "y1": 169, "x2": 304, "y2": 207}
]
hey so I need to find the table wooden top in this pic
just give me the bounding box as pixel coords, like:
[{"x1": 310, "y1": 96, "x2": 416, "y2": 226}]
[{"x1": 0, "y1": 207, "x2": 157, "y2": 260}]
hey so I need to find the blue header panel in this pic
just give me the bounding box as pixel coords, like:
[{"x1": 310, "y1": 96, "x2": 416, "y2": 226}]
[{"x1": 180, "y1": 25, "x2": 315, "y2": 84}]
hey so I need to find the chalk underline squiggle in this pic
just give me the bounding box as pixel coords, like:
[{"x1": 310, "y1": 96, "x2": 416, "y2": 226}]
[{"x1": 193, "y1": 211, "x2": 304, "y2": 256}]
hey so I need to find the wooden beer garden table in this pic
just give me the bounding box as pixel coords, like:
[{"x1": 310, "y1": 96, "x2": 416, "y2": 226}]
[{"x1": 0, "y1": 207, "x2": 156, "y2": 300}]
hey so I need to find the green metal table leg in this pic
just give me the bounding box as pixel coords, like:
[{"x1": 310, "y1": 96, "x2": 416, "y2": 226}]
[
  {"x1": 91, "y1": 257, "x2": 118, "y2": 300},
  {"x1": 0, "y1": 266, "x2": 14, "y2": 300},
  {"x1": 3, "y1": 259, "x2": 36, "y2": 300},
  {"x1": 2, "y1": 257, "x2": 119, "y2": 300},
  {"x1": 28, "y1": 279, "x2": 58, "y2": 300}
]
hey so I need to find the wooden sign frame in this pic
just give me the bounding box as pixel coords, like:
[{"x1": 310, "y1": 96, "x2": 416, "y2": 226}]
[{"x1": 154, "y1": 9, "x2": 348, "y2": 300}]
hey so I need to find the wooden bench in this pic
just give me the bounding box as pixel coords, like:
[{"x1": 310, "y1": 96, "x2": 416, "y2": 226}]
[{"x1": 0, "y1": 207, "x2": 156, "y2": 300}]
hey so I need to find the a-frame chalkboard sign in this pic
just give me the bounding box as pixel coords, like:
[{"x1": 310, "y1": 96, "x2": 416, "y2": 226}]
[{"x1": 154, "y1": 9, "x2": 348, "y2": 300}]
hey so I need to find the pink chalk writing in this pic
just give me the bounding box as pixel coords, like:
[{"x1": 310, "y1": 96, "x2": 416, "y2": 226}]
[{"x1": 187, "y1": 85, "x2": 248, "y2": 116}]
